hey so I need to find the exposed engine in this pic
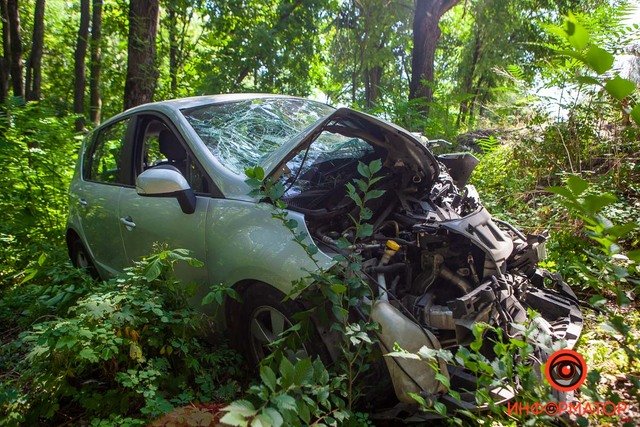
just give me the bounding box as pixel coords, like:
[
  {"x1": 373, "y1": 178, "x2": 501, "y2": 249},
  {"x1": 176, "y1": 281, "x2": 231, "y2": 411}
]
[
  {"x1": 278, "y1": 113, "x2": 582, "y2": 353},
  {"x1": 273, "y1": 110, "x2": 583, "y2": 409}
]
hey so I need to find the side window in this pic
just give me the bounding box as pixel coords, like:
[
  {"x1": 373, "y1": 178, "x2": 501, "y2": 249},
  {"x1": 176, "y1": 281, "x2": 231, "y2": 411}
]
[
  {"x1": 86, "y1": 118, "x2": 130, "y2": 184},
  {"x1": 136, "y1": 117, "x2": 210, "y2": 194}
]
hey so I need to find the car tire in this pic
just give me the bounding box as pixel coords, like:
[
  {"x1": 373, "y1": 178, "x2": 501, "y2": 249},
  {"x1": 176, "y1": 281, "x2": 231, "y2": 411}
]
[
  {"x1": 231, "y1": 282, "x2": 331, "y2": 368},
  {"x1": 69, "y1": 238, "x2": 99, "y2": 279}
]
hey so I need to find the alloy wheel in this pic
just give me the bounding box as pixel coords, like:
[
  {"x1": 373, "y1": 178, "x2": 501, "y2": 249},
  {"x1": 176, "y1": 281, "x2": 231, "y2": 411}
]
[{"x1": 249, "y1": 306, "x2": 308, "y2": 362}]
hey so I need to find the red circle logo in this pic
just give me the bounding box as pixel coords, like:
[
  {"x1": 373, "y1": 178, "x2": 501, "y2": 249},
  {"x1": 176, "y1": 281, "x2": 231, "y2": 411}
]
[{"x1": 544, "y1": 349, "x2": 587, "y2": 392}]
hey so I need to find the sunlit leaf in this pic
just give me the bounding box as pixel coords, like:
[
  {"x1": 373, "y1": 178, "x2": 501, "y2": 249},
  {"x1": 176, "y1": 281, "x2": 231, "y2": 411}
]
[
  {"x1": 584, "y1": 46, "x2": 614, "y2": 74},
  {"x1": 564, "y1": 13, "x2": 589, "y2": 50},
  {"x1": 605, "y1": 76, "x2": 636, "y2": 100}
]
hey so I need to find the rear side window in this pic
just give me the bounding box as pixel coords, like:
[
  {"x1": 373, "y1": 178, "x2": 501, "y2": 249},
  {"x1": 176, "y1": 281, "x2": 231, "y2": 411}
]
[{"x1": 85, "y1": 118, "x2": 130, "y2": 184}]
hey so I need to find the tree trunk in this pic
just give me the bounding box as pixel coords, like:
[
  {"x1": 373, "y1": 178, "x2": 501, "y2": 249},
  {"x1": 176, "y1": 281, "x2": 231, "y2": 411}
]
[
  {"x1": 457, "y1": 33, "x2": 481, "y2": 126},
  {"x1": 6, "y1": 0, "x2": 23, "y2": 99},
  {"x1": 409, "y1": 0, "x2": 459, "y2": 112},
  {"x1": 89, "y1": 0, "x2": 102, "y2": 124},
  {"x1": 25, "y1": 0, "x2": 45, "y2": 101},
  {"x1": 364, "y1": 65, "x2": 382, "y2": 109},
  {"x1": 167, "y1": 4, "x2": 178, "y2": 96},
  {"x1": 0, "y1": 0, "x2": 10, "y2": 102},
  {"x1": 74, "y1": 0, "x2": 90, "y2": 131},
  {"x1": 123, "y1": 0, "x2": 159, "y2": 110}
]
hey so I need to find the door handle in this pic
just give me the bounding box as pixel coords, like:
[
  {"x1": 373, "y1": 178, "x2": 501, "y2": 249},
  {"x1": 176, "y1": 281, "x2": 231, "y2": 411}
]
[
  {"x1": 79, "y1": 198, "x2": 88, "y2": 207},
  {"x1": 119, "y1": 216, "x2": 136, "y2": 230}
]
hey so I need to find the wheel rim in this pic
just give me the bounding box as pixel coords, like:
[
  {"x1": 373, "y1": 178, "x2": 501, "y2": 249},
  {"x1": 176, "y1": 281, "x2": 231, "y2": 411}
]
[
  {"x1": 249, "y1": 306, "x2": 308, "y2": 362},
  {"x1": 76, "y1": 246, "x2": 90, "y2": 269}
]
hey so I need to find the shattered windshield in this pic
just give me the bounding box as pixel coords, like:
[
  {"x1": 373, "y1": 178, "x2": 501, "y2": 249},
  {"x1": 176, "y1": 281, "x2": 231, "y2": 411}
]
[{"x1": 181, "y1": 98, "x2": 335, "y2": 175}]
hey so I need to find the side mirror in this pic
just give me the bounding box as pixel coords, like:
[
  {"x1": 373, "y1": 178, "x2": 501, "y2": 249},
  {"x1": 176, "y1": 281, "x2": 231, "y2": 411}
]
[{"x1": 136, "y1": 166, "x2": 196, "y2": 214}]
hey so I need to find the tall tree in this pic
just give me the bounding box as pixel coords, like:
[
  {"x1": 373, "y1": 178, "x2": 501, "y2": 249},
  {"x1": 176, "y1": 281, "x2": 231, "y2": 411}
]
[
  {"x1": 326, "y1": 0, "x2": 411, "y2": 109},
  {"x1": 409, "y1": 0, "x2": 459, "y2": 110},
  {"x1": 74, "y1": 0, "x2": 90, "y2": 130},
  {"x1": 124, "y1": 0, "x2": 159, "y2": 109},
  {"x1": 0, "y1": 0, "x2": 10, "y2": 102},
  {"x1": 199, "y1": 0, "x2": 332, "y2": 96},
  {"x1": 89, "y1": 0, "x2": 102, "y2": 124},
  {"x1": 167, "y1": 3, "x2": 179, "y2": 96},
  {"x1": 6, "y1": 0, "x2": 23, "y2": 98},
  {"x1": 25, "y1": 0, "x2": 45, "y2": 101}
]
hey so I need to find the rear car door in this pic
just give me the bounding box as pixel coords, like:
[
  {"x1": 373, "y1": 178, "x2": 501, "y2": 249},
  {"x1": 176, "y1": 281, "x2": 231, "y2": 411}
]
[
  {"x1": 70, "y1": 117, "x2": 133, "y2": 275},
  {"x1": 118, "y1": 113, "x2": 211, "y2": 285}
]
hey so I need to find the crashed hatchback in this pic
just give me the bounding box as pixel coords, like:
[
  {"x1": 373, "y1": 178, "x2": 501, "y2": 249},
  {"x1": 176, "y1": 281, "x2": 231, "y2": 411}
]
[{"x1": 66, "y1": 94, "x2": 583, "y2": 413}]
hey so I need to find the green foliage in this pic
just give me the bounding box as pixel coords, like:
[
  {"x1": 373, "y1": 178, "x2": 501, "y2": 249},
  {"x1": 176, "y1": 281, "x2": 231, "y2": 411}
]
[
  {"x1": 0, "y1": 248, "x2": 243, "y2": 425},
  {"x1": 323, "y1": 0, "x2": 412, "y2": 110},
  {"x1": 223, "y1": 161, "x2": 386, "y2": 425},
  {"x1": 221, "y1": 358, "x2": 348, "y2": 426},
  {"x1": 548, "y1": 176, "x2": 639, "y2": 303},
  {"x1": 0, "y1": 102, "x2": 79, "y2": 274},
  {"x1": 196, "y1": 0, "x2": 336, "y2": 96},
  {"x1": 392, "y1": 318, "x2": 568, "y2": 423},
  {"x1": 547, "y1": 10, "x2": 640, "y2": 125},
  {"x1": 345, "y1": 159, "x2": 384, "y2": 240}
]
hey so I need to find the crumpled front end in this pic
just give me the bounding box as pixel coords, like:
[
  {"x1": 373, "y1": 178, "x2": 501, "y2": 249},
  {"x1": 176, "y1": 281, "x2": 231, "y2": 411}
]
[{"x1": 273, "y1": 109, "x2": 583, "y2": 413}]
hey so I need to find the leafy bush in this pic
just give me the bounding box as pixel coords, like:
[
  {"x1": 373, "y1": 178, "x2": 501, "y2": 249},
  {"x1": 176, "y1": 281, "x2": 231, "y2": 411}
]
[
  {"x1": 0, "y1": 248, "x2": 243, "y2": 425},
  {"x1": 0, "y1": 102, "x2": 80, "y2": 278}
]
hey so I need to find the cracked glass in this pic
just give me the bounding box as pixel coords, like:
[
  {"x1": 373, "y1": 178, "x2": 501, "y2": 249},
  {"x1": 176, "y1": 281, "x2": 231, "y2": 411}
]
[{"x1": 181, "y1": 98, "x2": 335, "y2": 175}]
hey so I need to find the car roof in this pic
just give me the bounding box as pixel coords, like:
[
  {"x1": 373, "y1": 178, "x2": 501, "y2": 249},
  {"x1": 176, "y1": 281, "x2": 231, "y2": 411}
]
[
  {"x1": 98, "y1": 93, "x2": 313, "y2": 129},
  {"x1": 135, "y1": 93, "x2": 302, "y2": 111}
]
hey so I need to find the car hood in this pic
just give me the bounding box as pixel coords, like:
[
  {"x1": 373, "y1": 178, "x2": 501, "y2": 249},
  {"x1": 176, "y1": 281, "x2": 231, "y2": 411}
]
[{"x1": 260, "y1": 107, "x2": 440, "y2": 190}]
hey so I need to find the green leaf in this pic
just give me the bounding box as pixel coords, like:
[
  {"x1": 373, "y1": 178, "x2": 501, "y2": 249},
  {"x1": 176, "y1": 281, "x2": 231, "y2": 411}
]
[
  {"x1": 272, "y1": 394, "x2": 296, "y2": 412},
  {"x1": 605, "y1": 76, "x2": 636, "y2": 101},
  {"x1": 251, "y1": 414, "x2": 273, "y2": 427},
  {"x1": 293, "y1": 358, "x2": 313, "y2": 385},
  {"x1": 296, "y1": 400, "x2": 310, "y2": 424},
  {"x1": 19, "y1": 268, "x2": 38, "y2": 285},
  {"x1": 263, "y1": 408, "x2": 283, "y2": 427},
  {"x1": 606, "y1": 222, "x2": 638, "y2": 238},
  {"x1": 223, "y1": 400, "x2": 257, "y2": 418},
  {"x1": 260, "y1": 365, "x2": 277, "y2": 392},
  {"x1": 583, "y1": 193, "x2": 616, "y2": 213},
  {"x1": 547, "y1": 185, "x2": 574, "y2": 200},
  {"x1": 564, "y1": 13, "x2": 589, "y2": 50},
  {"x1": 408, "y1": 392, "x2": 426, "y2": 407},
  {"x1": 79, "y1": 348, "x2": 98, "y2": 362},
  {"x1": 254, "y1": 167, "x2": 265, "y2": 181},
  {"x1": 588, "y1": 295, "x2": 607, "y2": 307},
  {"x1": 365, "y1": 189, "x2": 385, "y2": 200},
  {"x1": 356, "y1": 223, "x2": 373, "y2": 238},
  {"x1": 566, "y1": 175, "x2": 589, "y2": 196},
  {"x1": 144, "y1": 260, "x2": 162, "y2": 282},
  {"x1": 434, "y1": 401, "x2": 447, "y2": 416},
  {"x1": 279, "y1": 357, "x2": 295, "y2": 387},
  {"x1": 575, "y1": 75, "x2": 600, "y2": 86},
  {"x1": 220, "y1": 411, "x2": 249, "y2": 427},
  {"x1": 584, "y1": 46, "x2": 614, "y2": 74},
  {"x1": 630, "y1": 104, "x2": 640, "y2": 126},
  {"x1": 360, "y1": 207, "x2": 373, "y2": 221},
  {"x1": 628, "y1": 249, "x2": 640, "y2": 263},
  {"x1": 201, "y1": 291, "x2": 217, "y2": 306},
  {"x1": 357, "y1": 161, "x2": 369, "y2": 178},
  {"x1": 435, "y1": 372, "x2": 450, "y2": 389},
  {"x1": 330, "y1": 283, "x2": 347, "y2": 294},
  {"x1": 368, "y1": 159, "x2": 382, "y2": 175}
]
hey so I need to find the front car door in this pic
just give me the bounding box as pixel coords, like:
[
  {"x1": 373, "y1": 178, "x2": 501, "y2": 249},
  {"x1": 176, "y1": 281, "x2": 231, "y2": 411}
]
[
  {"x1": 70, "y1": 117, "x2": 133, "y2": 276},
  {"x1": 118, "y1": 113, "x2": 211, "y2": 287}
]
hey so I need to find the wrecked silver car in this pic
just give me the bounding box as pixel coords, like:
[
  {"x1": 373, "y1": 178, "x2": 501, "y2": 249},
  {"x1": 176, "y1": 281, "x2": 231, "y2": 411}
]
[{"x1": 67, "y1": 94, "x2": 583, "y2": 414}]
